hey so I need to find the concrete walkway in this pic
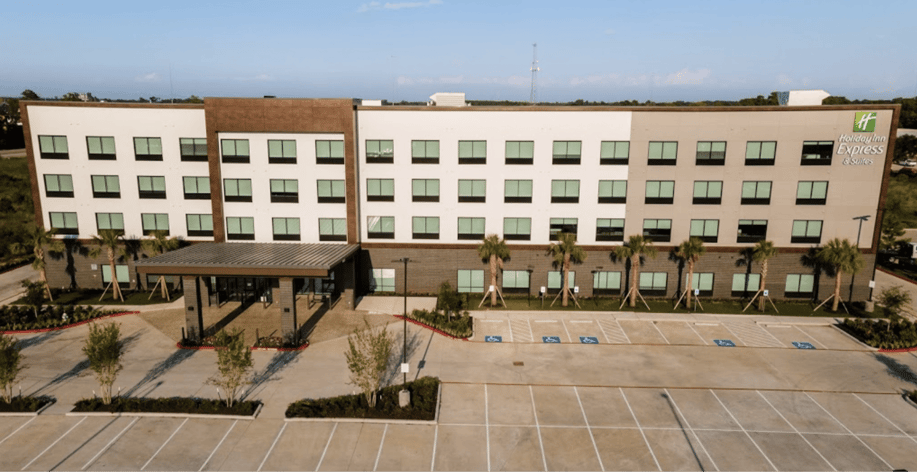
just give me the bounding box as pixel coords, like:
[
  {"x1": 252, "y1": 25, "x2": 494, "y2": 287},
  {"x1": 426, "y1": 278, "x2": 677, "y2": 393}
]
[
  {"x1": 874, "y1": 268, "x2": 917, "y2": 320},
  {"x1": 355, "y1": 295, "x2": 437, "y2": 314},
  {"x1": 0, "y1": 264, "x2": 38, "y2": 305}
]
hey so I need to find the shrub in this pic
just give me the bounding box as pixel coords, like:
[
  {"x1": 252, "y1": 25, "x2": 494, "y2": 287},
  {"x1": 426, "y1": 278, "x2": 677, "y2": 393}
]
[
  {"x1": 408, "y1": 309, "x2": 473, "y2": 338},
  {"x1": 210, "y1": 328, "x2": 252, "y2": 408},
  {"x1": 0, "y1": 396, "x2": 49, "y2": 413},
  {"x1": 877, "y1": 286, "x2": 913, "y2": 317},
  {"x1": 839, "y1": 318, "x2": 917, "y2": 349},
  {"x1": 286, "y1": 376, "x2": 440, "y2": 420},
  {"x1": 72, "y1": 397, "x2": 259, "y2": 416},
  {"x1": 0, "y1": 334, "x2": 25, "y2": 403}
]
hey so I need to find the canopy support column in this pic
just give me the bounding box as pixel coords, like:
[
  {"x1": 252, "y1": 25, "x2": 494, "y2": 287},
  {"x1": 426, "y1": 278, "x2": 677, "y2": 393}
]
[
  {"x1": 183, "y1": 276, "x2": 204, "y2": 342},
  {"x1": 279, "y1": 277, "x2": 297, "y2": 343}
]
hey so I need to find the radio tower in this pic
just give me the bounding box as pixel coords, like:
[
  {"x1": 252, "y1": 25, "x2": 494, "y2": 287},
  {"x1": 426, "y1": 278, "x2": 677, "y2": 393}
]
[{"x1": 530, "y1": 43, "x2": 539, "y2": 105}]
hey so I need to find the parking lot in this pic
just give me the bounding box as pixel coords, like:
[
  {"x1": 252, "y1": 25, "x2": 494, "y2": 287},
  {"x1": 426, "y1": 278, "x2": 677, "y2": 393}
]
[{"x1": 1, "y1": 383, "x2": 915, "y2": 471}]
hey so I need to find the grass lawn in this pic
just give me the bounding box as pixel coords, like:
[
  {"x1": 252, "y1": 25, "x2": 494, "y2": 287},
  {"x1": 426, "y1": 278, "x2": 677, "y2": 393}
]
[{"x1": 16, "y1": 288, "x2": 182, "y2": 306}]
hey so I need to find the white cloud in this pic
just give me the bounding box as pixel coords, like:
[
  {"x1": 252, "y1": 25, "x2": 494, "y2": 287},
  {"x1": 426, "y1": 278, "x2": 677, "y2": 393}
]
[
  {"x1": 358, "y1": 0, "x2": 442, "y2": 13},
  {"x1": 659, "y1": 68, "x2": 711, "y2": 85},
  {"x1": 776, "y1": 74, "x2": 793, "y2": 86},
  {"x1": 134, "y1": 73, "x2": 161, "y2": 83}
]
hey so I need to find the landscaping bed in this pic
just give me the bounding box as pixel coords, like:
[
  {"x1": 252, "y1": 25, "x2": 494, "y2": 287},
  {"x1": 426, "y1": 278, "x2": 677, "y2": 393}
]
[
  {"x1": 72, "y1": 397, "x2": 261, "y2": 416},
  {"x1": 286, "y1": 376, "x2": 439, "y2": 421},
  {"x1": 404, "y1": 309, "x2": 472, "y2": 339},
  {"x1": 0, "y1": 304, "x2": 128, "y2": 332},
  {"x1": 837, "y1": 318, "x2": 917, "y2": 350},
  {"x1": 0, "y1": 396, "x2": 53, "y2": 413},
  {"x1": 44, "y1": 288, "x2": 180, "y2": 306}
]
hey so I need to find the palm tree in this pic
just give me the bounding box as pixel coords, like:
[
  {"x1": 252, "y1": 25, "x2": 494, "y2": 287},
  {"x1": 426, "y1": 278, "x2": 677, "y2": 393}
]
[
  {"x1": 549, "y1": 233, "x2": 587, "y2": 307},
  {"x1": 10, "y1": 225, "x2": 64, "y2": 300},
  {"x1": 743, "y1": 240, "x2": 778, "y2": 312},
  {"x1": 142, "y1": 230, "x2": 180, "y2": 300},
  {"x1": 815, "y1": 238, "x2": 864, "y2": 312},
  {"x1": 477, "y1": 234, "x2": 510, "y2": 307},
  {"x1": 613, "y1": 235, "x2": 658, "y2": 308},
  {"x1": 89, "y1": 230, "x2": 129, "y2": 302},
  {"x1": 675, "y1": 237, "x2": 706, "y2": 310}
]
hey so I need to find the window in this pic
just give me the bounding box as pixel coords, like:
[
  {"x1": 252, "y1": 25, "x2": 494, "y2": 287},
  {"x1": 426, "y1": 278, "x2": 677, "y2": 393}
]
[
  {"x1": 268, "y1": 140, "x2": 297, "y2": 164},
  {"x1": 319, "y1": 218, "x2": 347, "y2": 241},
  {"x1": 690, "y1": 220, "x2": 719, "y2": 243},
  {"x1": 412, "y1": 179, "x2": 440, "y2": 202},
  {"x1": 269, "y1": 179, "x2": 299, "y2": 203},
  {"x1": 44, "y1": 174, "x2": 74, "y2": 198},
  {"x1": 316, "y1": 180, "x2": 344, "y2": 203},
  {"x1": 457, "y1": 269, "x2": 484, "y2": 293},
  {"x1": 412, "y1": 216, "x2": 439, "y2": 239},
  {"x1": 366, "y1": 179, "x2": 394, "y2": 202},
  {"x1": 643, "y1": 219, "x2": 672, "y2": 242},
  {"x1": 503, "y1": 270, "x2": 530, "y2": 294},
  {"x1": 551, "y1": 180, "x2": 580, "y2": 203},
  {"x1": 183, "y1": 177, "x2": 211, "y2": 200},
  {"x1": 505, "y1": 180, "x2": 533, "y2": 203},
  {"x1": 137, "y1": 176, "x2": 166, "y2": 199},
  {"x1": 369, "y1": 269, "x2": 395, "y2": 292},
  {"x1": 91, "y1": 175, "x2": 120, "y2": 198},
  {"x1": 49, "y1": 212, "x2": 78, "y2": 235},
  {"x1": 549, "y1": 218, "x2": 578, "y2": 240},
  {"x1": 458, "y1": 141, "x2": 486, "y2": 164},
  {"x1": 223, "y1": 179, "x2": 252, "y2": 202},
  {"x1": 366, "y1": 140, "x2": 394, "y2": 164},
  {"x1": 316, "y1": 140, "x2": 344, "y2": 165},
  {"x1": 504, "y1": 217, "x2": 531, "y2": 241},
  {"x1": 552, "y1": 141, "x2": 581, "y2": 164},
  {"x1": 691, "y1": 273, "x2": 715, "y2": 297},
  {"x1": 791, "y1": 220, "x2": 822, "y2": 244},
  {"x1": 548, "y1": 271, "x2": 576, "y2": 291},
  {"x1": 639, "y1": 272, "x2": 668, "y2": 296},
  {"x1": 180, "y1": 138, "x2": 208, "y2": 162},
  {"x1": 505, "y1": 141, "x2": 534, "y2": 165},
  {"x1": 226, "y1": 216, "x2": 255, "y2": 240},
  {"x1": 648, "y1": 141, "x2": 677, "y2": 165},
  {"x1": 731, "y1": 273, "x2": 760, "y2": 296},
  {"x1": 745, "y1": 141, "x2": 776, "y2": 165},
  {"x1": 146, "y1": 274, "x2": 175, "y2": 288},
  {"x1": 458, "y1": 217, "x2": 485, "y2": 240},
  {"x1": 801, "y1": 141, "x2": 833, "y2": 165},
  {"x1": 796, "y1": 181, "x2": 828, "y2": 205},
  {"x1": 645, "y1": 181, "x2": 675, "y2": 204},
  {"x1": 600, "y1": 141, "x2": 629, "y2": 165},
  {"x1": 141, "y1": 213, "x2": 169, "y2": 236},
  {"x1": 272, "y1": 217, "x2": 301, "y2": 241},
  {"x1": 412, "y1": 140, "x2": 439, "y2": 164},
  {"x1": 693, "y1": 181, "x2": 722, "y2": 205},
  {"x1": 596, "y1": 218, "x2": 625, "y2": 242},
  {"x1": 100, "y1": 264, "x2": 129, "y2": 287},
  {"x1": 785, "y1": 274, "x2": 816, "y2": 298},
  {"x1": 87, "y1": 136, "x2": 116, "y2": 160},
  {"x1": 186, "y1": 214, "x2": 214, "y2": 237},
  {"x1": 38, "y1": 135, "x2": 68, "y2": 159},
  {"x1": 598, "y1": 180, "x2": 627, "y2": 204},
  {"x1": 593, "y1": 271, "x2": 622, "y2": 295},
  {"x1": 134, "y1": 137, "x2": 163, "y2": 161},
  {"x1": 367, "y1": 216, "x2": 394, "y2": 239},
  {"x1": 95, "y1": 213, "x2": 124, "y2": 234},
  {"x1": 737, "y1": 220, "x2": 768, "y2": 243},
  {"x1": 458, "y1": 180, "x2": 486, "y2": 203},
  {"x1": 696, "y1": 141, "x2": 726, "y2": 165},
  {"x1": 741, "y1": 181, "x2": 771, "y2": 205},
  {"x1": 221, "y1": 139, "x2": 250, "y2": 163}
]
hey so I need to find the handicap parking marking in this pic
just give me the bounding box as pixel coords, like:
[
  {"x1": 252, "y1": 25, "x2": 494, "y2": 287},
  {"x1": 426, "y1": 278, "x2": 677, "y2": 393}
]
[
  {"x1": 579, "y1": 336, "x2": 599, "y2": 344},
  {"x1": 485, "y1": 335, "x2": 503, "y2": 343},
  {"x1": 714, "y1": 339, "x2": 736, "y2": 347},
  {"x1": 792, "y1": 341, "x2": 816, "y2": 350},
  {"x1": 542, "y1": 336, "x2": 562, "y2": 344}
]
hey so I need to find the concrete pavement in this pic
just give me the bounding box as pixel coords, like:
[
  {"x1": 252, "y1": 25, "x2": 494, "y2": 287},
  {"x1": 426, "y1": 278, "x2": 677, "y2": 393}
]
[{"x1": 0, "y1": 264, "x2": 38, "y2": 305}]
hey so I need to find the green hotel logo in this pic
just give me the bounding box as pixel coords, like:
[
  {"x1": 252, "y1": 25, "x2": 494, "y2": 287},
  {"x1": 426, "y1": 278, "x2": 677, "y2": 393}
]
[{"x1": 854, "y1": 112, "x2": 877, "y2": 132}]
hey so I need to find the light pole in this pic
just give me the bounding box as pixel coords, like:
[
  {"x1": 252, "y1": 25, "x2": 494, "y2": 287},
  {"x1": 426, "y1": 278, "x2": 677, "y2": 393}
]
[
  {"x1": 392, "y1": 258, "x2": 411, "y2": 386},
  {"x1": 851, "y1": 215, "x2": 870, "y2": 302}
]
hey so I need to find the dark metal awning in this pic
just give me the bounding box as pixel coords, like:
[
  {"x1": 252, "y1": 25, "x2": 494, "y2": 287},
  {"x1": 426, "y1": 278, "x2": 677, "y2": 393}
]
[{"x1": 134, "y1": 242, "x2": 359, "y2": 277}]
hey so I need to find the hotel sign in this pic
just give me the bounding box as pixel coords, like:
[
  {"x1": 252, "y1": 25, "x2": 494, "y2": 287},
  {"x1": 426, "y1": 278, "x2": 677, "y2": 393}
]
[{"x1": 838, "y1": 111, "x2": 885, "y2": 165}]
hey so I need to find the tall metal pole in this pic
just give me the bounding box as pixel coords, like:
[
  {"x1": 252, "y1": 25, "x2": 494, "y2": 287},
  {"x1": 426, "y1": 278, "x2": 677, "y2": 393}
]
[{"x1": 402, "y1": 258, "x2": 408, "y2": 386}]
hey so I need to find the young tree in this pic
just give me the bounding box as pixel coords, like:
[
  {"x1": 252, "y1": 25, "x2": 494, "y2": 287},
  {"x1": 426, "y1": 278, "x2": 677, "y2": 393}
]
[
  {"x1": 142, "y1": 230, "x2": 180, "y2": 300},
  {"x1": 746, "y1": 240, "x2": 778, "y2": 312},
  {"x1": 876, "y1": 285, "x2": 913, "y2": 318},
  {"x1": 549, "y1": 233, "x2": 587, "y2": 307},
  {"x1": 0, "y1": 334, "x2": 25, "y2": 404},
  {"x1": 10, "y1": 225, "x2": 64, "y2": 301},
  {"x1": 815, "y1": 238, "x2": 865, "y2": 312},
  {"x1": 477, "y1": 234, "x2": 510, "y2": 307},
  {"x1": 880, "y1": 214, "x2": 911, "y2": 252},
  {"x1": 211, "y1": 328, "x2": 253, "y2": 408},
  {"x1": 88, "y1": 229, "x2": 129, "y2": 302},
  {"x1": 345, "y1": 320, "x2": 394, "y2": 408},
  {"x1": 675, "y1": 238, "x2": 706, "y2": 310},
  {"x1": 436, "y1": 281, "x2": 462, "y2": 320},
  {"x1": 613, "y1": 235, "x2": 658, "y2": 308},
  {"x1": 83, "y1": 322, "x2": 123, "y2": 405},
  {"x1": 20, "y1": 279, "x2": 46, "y2": 318}
]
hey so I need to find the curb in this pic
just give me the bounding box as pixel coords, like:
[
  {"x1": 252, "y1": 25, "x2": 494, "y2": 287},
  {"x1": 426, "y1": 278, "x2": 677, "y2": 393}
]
[
  {"x1": 877, "y1": 267, "x2": 917, "y2": 286},
  {"x1": 831, "y1": 324, "x2": 880, "y2": 351},
  {"x1": 393, "y1": 315, "x2": 471, "y2": 341},
  {"x1": 177, "y1": 342, "x2": 310, "y2": 352},
  {"x1": 1, "y1": 311, "x2": 140, "y2": 334},
  {"x1": 285, "y1": 382, "x2": 442, "y2": 425},
  {"x1": 66, "y1": 402, "x2": 263, "y2": 420},
  {"x1": 0, "y1": 399, "x2": 55, "y2": 417},
  {"x1": 878, "y1": 346, "x2": 917, "y2": 353}
]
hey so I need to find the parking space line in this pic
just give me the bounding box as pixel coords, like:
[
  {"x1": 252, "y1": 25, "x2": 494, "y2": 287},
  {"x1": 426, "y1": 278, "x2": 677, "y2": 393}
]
[
  {"x1": 528, "y1": 386, "x2": 548, "y2": 472},
  {"x1": 20, "y1": 417, "x2": 87, "y2": 471},
  {"x1": 484, "y1": 384, "x2": 491, "y2": 472},
  {"x1": 315, "y1": 422, "x2": 337, "y2": 472},
  {"x1": 686, "y1": 322, "x2": 708, "y2": 345},
  {"x1": 257, "y1": 423, "x2": 287, "y2": 472},
  {"x1": 372, "y1": 423, "x2": 388, "y2": 472},
  {"x1": 756, "y1": 391, "x2": 836, "y2": 471},
  {"x1": 615, "y1": 319, "x2": 631, "y2": 343},
  {"x1": 619, "y1": 388, "x2": 662, "y2": 471},
  {"x1": 527, "y1": 320, "x2": 535, "y2": 342},
  {"x1": 430, "y1": 424, "x2": 438, "y2": 471},
  {"x1": 719, "y1": 323, "x2": 744, "y2": 346},
  {"x1": 506, "y1": 320, "x2": 513, "y2": 343},
  {"x1": 852, "y1": 393, "x2": 917, "y2": 445},
  {"x1": 710, "y1": 390, "x2": 777, "y2": 471},
  {"x1": 0, "y1": 417, "x2": 34, "y2": 447},
  {"x1": 651, "y1": 322, "x2": 670, "y2": 344},
  {"x1": 596, "y1": 320, "x2": 611, "y2": 343},
  {"x1": 664, "y1": 388, "x2": 718, "y2": 471},
  {"x1": 82, "y1": 417, "x2": 140, "y2": 470},
  {"x1": 573, "y1": 386, "x2": 605, "y2": 472},
  {"x1": 561, "y1": 319, "x2": 572, "y2": 343},
  {"x1": 200, "y1": 420, "x2": 238, "y2": 472},
  {"x1": 804, "y1": 393, "x2": 892, "y2": 470},
  {"x1": 759, "y1": 324, "x2": 787, "y2": 347},
  {"x1": 141, "y1": 418, "x2": 188, "y2": 471},
  {"x1": 793, "y1": 326, "x2": 827, "y2": 349}
]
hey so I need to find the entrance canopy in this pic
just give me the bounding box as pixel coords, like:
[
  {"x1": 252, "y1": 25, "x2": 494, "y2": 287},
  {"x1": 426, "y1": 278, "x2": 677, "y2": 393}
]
[{"x1": 134, "y1": 242, "x2": 360, "y2": 277}]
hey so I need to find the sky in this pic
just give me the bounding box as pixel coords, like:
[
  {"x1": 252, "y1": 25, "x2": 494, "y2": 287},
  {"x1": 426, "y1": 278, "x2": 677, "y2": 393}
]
[{"x1": 4, "y1": 0, "x2": 917, "y2": 103}]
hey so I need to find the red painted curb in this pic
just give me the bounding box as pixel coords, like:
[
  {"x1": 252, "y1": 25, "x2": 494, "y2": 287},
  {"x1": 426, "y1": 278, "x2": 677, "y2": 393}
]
[
  {"x1": 877, "y1": 267, "x2": 917, "y2": 286},
  {"x1": 1, "y1": 311, "x2": 141, "y2": 335},
  {"x1": 878, "y1": 346, "x2": 917, "y2": 353},
  {"x1": 393, "y1": 315, "x2": 470, "y2": 341},
  {"x1": 177, "y1": 341, "x2": 310, "y2": 352}
]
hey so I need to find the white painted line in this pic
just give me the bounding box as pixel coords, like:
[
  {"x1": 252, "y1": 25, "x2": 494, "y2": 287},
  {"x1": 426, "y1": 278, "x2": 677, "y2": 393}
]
[
  {"x1": 651, "y1": 321, "x2": 670, "y2": 344},
  {"x1": 597, "y1": 320, "x2": 611, "y2": 343},
  {"x1": 315, "y1": 422, "x2": 337, "y2": 472},
  {"x1": 804, "y1": 393, "x2": 892, "y2": 470},
  {"x1": 852, "y1": 393, "x2": 917, "y2": 445},
  {"x1": 258, "y1": 422, "x2": 287, "y2": 472},
  {"x1": 720, "y1": 323, "x2": 745, "y2": 347},
  {"x1": 200, "y1": 420, "x2": 238, "y2": 472},
  {"x1": 430, "y1": 424, "x2": 438, "y2": 472},
  {"x1": 82, "y1": 416, "x2": 140, "y2": 470},
  {"x1": 481, "y1": 320, "x2": 505, "y2": 323},
  {"x1": 372, "y1": 423, "x2": 388, "y2": 472},
  {"x1": 794, "y1": 326, "x2": 827, "y2": 349},
  {"x1": 142, "y1": 417, "x2": 188, "y2": 471},
  {"x1": 574, "y1": 386, "x2": 605, "y2": 472},
  {"x1": 758, "y1": 324, "x2": 786, "y2": 347},
  {"x1": 685, "y1": 322, "x2": 708, "y2": 345},
  {"x1": 484, "y1": 384, "x2": 491, "y2": 472},
  {"x1": 21, "y1": 416, "x2": 87, "y2": 470},
  {"x1": 710, "y1": 390, "x2": 777, "y2": 471},
  {"x1": 663, "y1": 389, "x2": 718, "y2": 471},
  {"x1": 561, "y1": 319, "x2": 572, "y2": 343},
  {"x1": 0, "y1": 417, "x2": 35, "y2": 447},
  {"x1": 619, "y1": 388, "x2": 661, "y2": 471},
  {"x1": 694, "y1": 322, "x2": 719, "y2": 326},
  {"x1": 569, "y1": 320, "x2": 593, "y2": 323},
  {"x1": 764, "y1": 324, "x2": 792, "y2": 328},
  {"x1": 616, "y1": 319, "x2": 631, "y2": 344},
  {"x1": 528, "y1": 386, "x2": 548, "y2": 472},
  {"x1": 533, "y1": 319, "x2": 558, "y2": 323},
  {"x1": 527, "y1": 320, "x2": 535, "y2": 343},
  {"x1": 756, "y1": 391, "x2": 836, "y2": 471}
]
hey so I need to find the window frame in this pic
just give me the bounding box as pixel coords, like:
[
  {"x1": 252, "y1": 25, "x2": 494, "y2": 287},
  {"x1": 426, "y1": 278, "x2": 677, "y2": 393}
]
[
  {"x1": 365, "y1": 140, "x2": 394, "y2": 164},
  {"x1": 596, "y1": 218, "x2": 625, "y2": 242},
  {"x1": 226, "y1": 216, "x2": 255, "y2": 241},
  {"x1": 504, "y1": 180, "x2": 533, "y2": 203},
  {"x1": 547, "y1": 271, "x2": 576, "y2": 293},
  {"x1": 315, "y1": 140, "x2": 345, "y2": 165},
  {"x1": 268, "y1": 139, "x2": 297, "y2": 164},
  {"x1": 141, "y1": 213, "x2": 170, "y2": 236},
  {"x1": 593, "y1": 271, "x2": 622, "y2": 295},
  {"x1": 692, "y1": 181, "x2": 722, "y2": 205},
  {"x1": 645, "y1": 180, "x2": 675, "y2": 204},
  {"x1": 458, "y1": 179, "x2": 486, "y2": 203},
  {"x1": 745, "y1": 141, "x2": 776, "y2": 166},
  {"x1": 100, "y1": 264, "x2": 130, "y2": 288},
  {"x1": 740, "y1": 181, "x2": 772, "y2": 205},
  {"x1": 412, "y1": 216, "x2": 440, "y2": 240},
  {"x1": 737, "y1": 220, "x2": 768, "y2": 243},
  {"x1": 95, "y1": 213, "x2": 125, "y2": 235},
  {"x1": 598, "y1": 180, "x2": 627, "y2": 204},
  {"x1": 503, "y1": 217, "x2": 532, "y2": 241},
  {"x1": 366, "y1": 178, "x2": 395, "y2": 202},
  {"x1": 549, "y1": 218, "x2": 578, "y2": 241},
  {"x1": 38, "y1": 135, "x2": 69, "y2": 159},
  {"x1": 643, "y1": 219, "x2": 672, "y2": 243},
  {"x1": 270, "y1": 179, "x2": 300, "y2": 204},
  {"x1": 502, "y1": 270, "x2": 531, "y2": 294},
  {"x1": 689, "y1": 219, "x2": 719, "y2": 243},
  {"x1": 412, "y1": 179, "x2": 440, "y2": 203},
  {"x1": 691, "y1": 273, "x2": 715, "y2": 297},
  {"x1": 791, "y1": 220, "x2": 823, "y2": 244},
  {"x1": 180, "y1": 138, "x2": 208, "y2": 162},
  {"x1": 600, "y1": 141, "x2": 629, "y2": 165},
  {"x1": 318, "y1": 218, "x2": 347, "y2": 242},
  {"x1": 220, "y1": 139, "x2": 250, "y2": 164},
  {"x1": 186, "y1": 214, "x2": 214, "y2": 237},
  {"x1": 457, "y1": 217, "x2": 485, "y2": 240},
  {"x1": 137, "y1": 175, "x2": 167, "y2": 199},
  {"x1": 695, "y1": 141, "x2": 726, "y2": 165},
  {"x1": 800, "y1": 141, "x2": 834, "y2": 166},
  {"x1": 86, "y1": 136, "x2": 116, "y2": 160},
  {"x1": 49, "y1": 212, "x2": 78, "y2": 235},
  {"x1": 639, "y1": 272, "x2": 668, "y2": 296},
  {"x1": 796, "y1": 181, "x2": 829, "y2": 205},
  {"x1": 457, "y1": 269, "x2": 485, "y2": 293},
  {"x1": 369, "y1": 268, "x2": 396, "y2": 292},
  {"x1": 552, "y1": 141, "x2": 582, "y2": 165},
  {"x1": 91, "y1": 175, "x2": 121, "y2": 199},
  {"x1": 272, "y1": 217, "x2": 301, "y2": 241},
  {"x1": 223, "y1": 178, "x2": 253, "y2": 202},
  {"x1": 43, "y1": 174, "x2": 74, "y2": 198},
  {"x1": 411, "y1": 140, "x2": 440, "y2": 164},
  {"x1": 133, "y1": 137, "x2": 163, "y2": 161},
  {"x1": 551, "y1": 180, "x2": 580, "y2": 204},
  {"x1": 367, "y1": 216, "x2": 395, "y2": 239},
  {"x1": 505, "y1": 141, "x2": 534, "y2": 165},
  {"x1": 458, "y1": 140, "x2": 486, "y2": 165},
  {"x1": 647, "y1": 141, "x2": 677, "y2": 165},
  {"x1": 731, "y1": 273, "x2": 761, "y2": 297},
  {"x1": 316, "y1": 179, "x2": 345, "y2": 204},
  {"x1": 183, "y1": 176, "x2": 211, "y2": 200},
  {"x1": 785, "y1": 274, "x2": 816, "y2": 298}
]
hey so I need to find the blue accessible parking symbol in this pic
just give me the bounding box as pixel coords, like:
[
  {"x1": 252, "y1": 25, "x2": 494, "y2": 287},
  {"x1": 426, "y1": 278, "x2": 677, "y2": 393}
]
[
  {"x1": 485, "y1": 336, "x2": 502, "y2": 343},
  {"x1": 580, "y1": 336, "x2": 599, "y2": 344},
  {"x1": 714, "y1": 339, "x2": 736, "y2": 347},
  {"x1": 792, "y1": 341, "x2": 816, "y2": 349},
  {"x1": 543, "y1": 336, "x2": 561, "y2": 344}
]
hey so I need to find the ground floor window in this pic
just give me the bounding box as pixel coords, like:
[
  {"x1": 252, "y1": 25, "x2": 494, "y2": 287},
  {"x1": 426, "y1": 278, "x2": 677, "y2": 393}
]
[
  {"x1": 639, "y1": 272, "x2": 667, "y2": 296},
  {"x1": 593, "y1": 271, "x2": 621, "y2": 295},
  {"x1": 690, "y1": 273, "x2": 715, "y2": 297},
  {"x1": 369, "y1": 268, "x2": 395, "y2": 292},
  {"x1": 101, "y1": 264, "x2": 130, "y2": 286},
  {"x1": 502, "y1": 270, "x2": 530, "y2": 294},
  {"x1": 146, "y1": 275, "x2": 175, "y2": 288},
  {"x1": 547, "y1": 271, "x2": 575, "y2": 293},
  {"x1": 457, "y1": 269, "x2": 484, "y2": 293},
  {"x1": 731, "y1": 273, "x2": 761, "y2": 296},
  {"x1": 785, "y1": 274, "x2": 815, "y2": 297}
]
